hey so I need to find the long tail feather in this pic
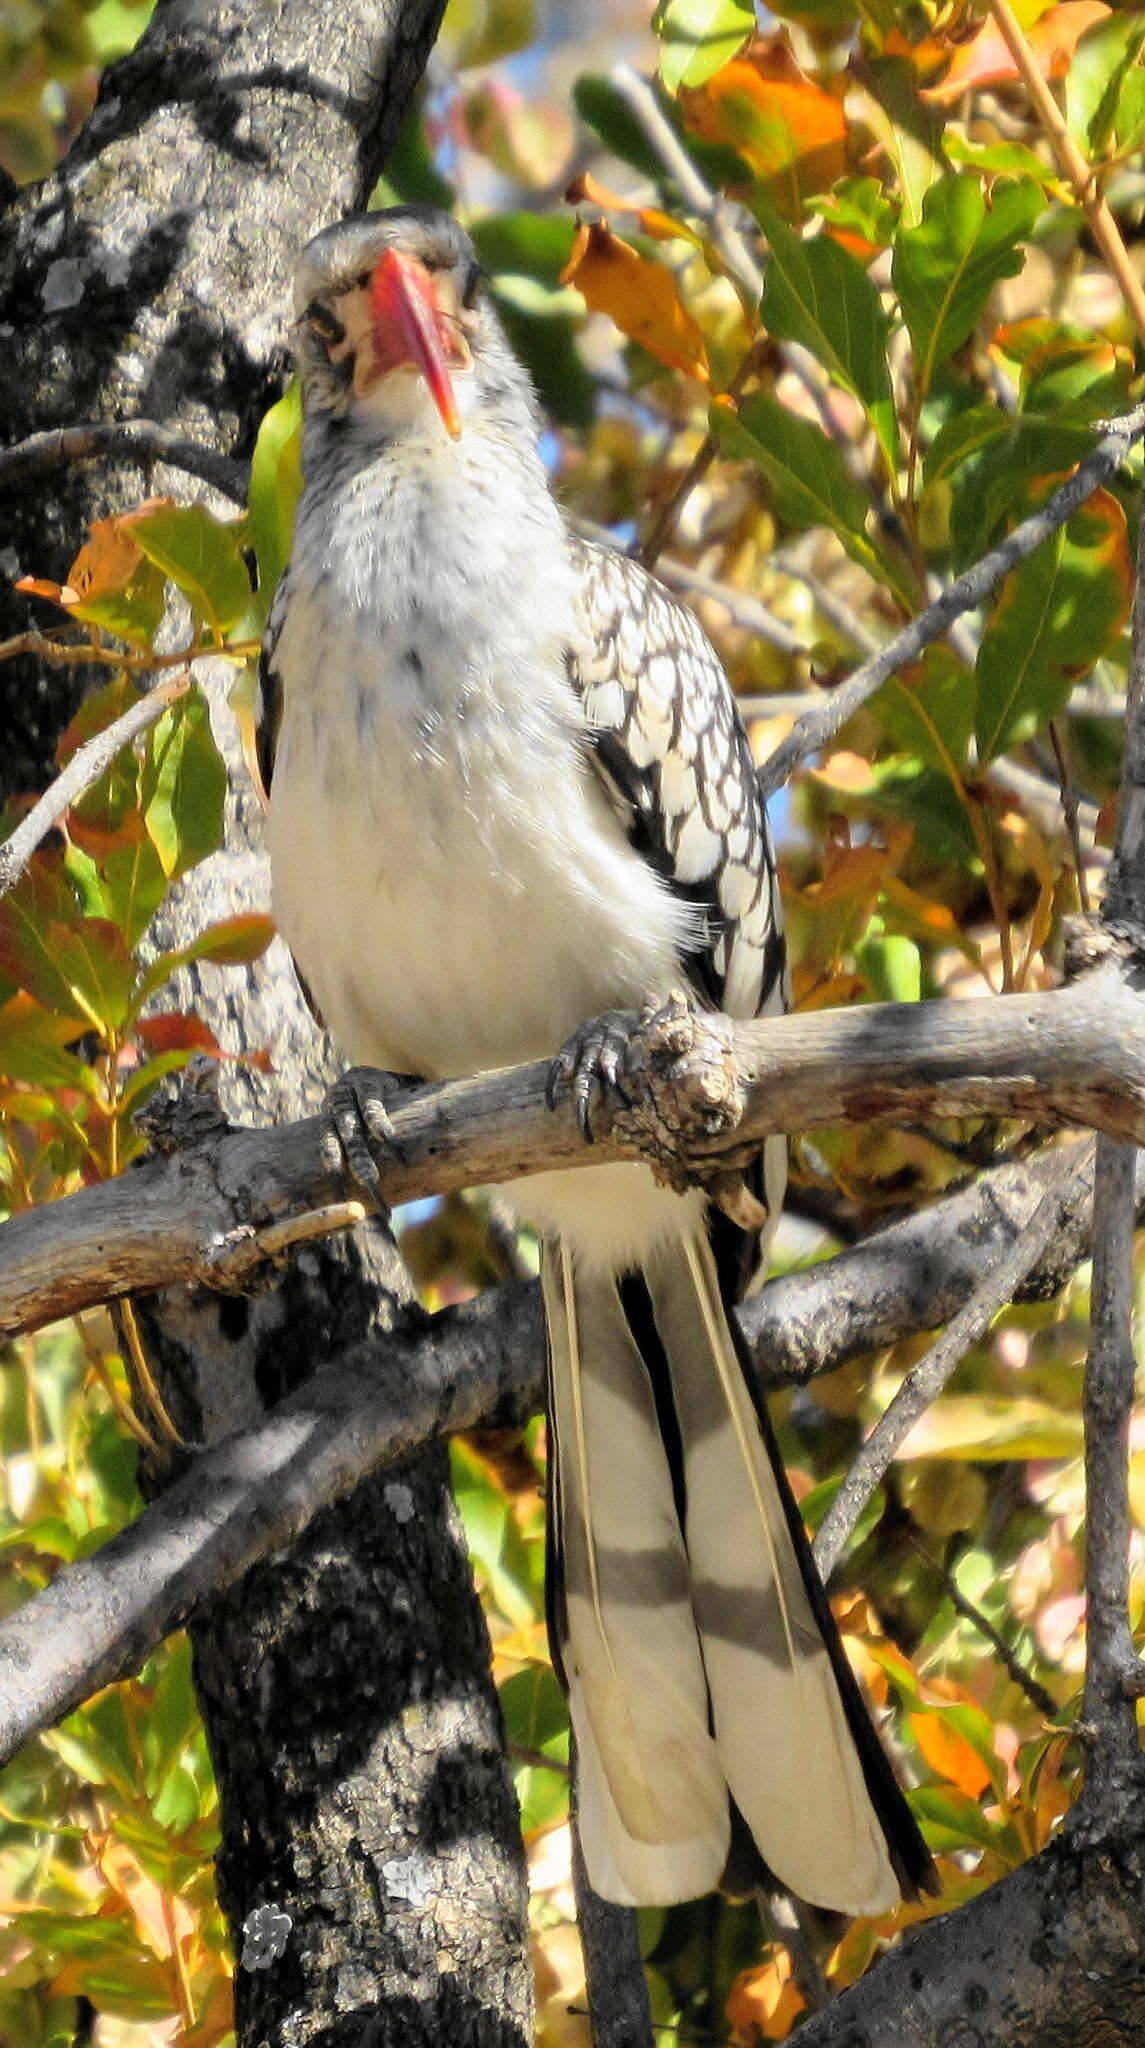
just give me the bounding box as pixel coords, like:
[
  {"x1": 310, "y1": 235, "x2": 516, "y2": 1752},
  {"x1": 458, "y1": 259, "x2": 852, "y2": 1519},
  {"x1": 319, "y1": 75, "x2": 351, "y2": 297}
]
[
  {"x1": 541, "y1": 1245, "x2": 729, "y2": 1903},
  {"x1": 544, "y1": 1223, "x2": 935, "y2": 1913}
]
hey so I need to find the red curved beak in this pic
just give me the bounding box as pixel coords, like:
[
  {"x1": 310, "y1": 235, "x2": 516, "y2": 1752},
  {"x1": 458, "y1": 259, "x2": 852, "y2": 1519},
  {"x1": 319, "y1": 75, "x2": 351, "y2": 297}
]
[{"x1": 370, "y1": 248, "x2": 462, "y2": 439}]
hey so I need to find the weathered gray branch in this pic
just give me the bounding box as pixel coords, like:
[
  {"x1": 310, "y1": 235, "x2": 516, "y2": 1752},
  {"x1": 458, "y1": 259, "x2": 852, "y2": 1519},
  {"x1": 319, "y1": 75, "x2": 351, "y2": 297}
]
[
  {"x1": 3, "y1": 962, "x2": 1144, "y2": 1341},
  {"x1": 0, "y1": 420, "x2": 248, "y2": 505}
]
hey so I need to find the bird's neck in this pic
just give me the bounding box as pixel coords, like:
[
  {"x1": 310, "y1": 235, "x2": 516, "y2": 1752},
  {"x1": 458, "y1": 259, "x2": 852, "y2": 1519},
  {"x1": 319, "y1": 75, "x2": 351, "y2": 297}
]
[{"x1": 291, "y1": 405, "x2": 574, "y2": 648}]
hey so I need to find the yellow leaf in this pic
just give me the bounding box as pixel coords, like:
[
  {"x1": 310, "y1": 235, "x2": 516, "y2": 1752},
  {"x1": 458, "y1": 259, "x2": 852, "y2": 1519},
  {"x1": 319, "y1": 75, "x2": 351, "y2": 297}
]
[{"x1": 560, "y1": 222, "x2": 710, "y2": 382}]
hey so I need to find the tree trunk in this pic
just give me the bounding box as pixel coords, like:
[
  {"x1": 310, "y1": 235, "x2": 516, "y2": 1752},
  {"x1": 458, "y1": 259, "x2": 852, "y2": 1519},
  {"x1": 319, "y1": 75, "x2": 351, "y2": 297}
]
[{"x1": 0, "y1": 2, "x2": 535, "y2": 2039}]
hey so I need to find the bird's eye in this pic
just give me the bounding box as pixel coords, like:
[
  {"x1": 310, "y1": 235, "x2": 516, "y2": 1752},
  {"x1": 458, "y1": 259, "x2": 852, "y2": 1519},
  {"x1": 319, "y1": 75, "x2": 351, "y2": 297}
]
[{"x1": 305, "y1": 301, "x2": 345, "y2": 346}]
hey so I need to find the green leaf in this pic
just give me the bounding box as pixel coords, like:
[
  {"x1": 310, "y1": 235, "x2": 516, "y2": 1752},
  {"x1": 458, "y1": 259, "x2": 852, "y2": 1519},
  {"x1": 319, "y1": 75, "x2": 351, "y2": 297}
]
[
  {"x1": 871, "y1": 644, "x2": 975, "y2": 775},
  {"x1": 132, "y1": 912, "x2": 276, "y2": 1015},
  {"x1": 128, "y1": 502, "x2": 252, "y2": 639},
  {"x1": 653, "y1": 0, "x2": 755, "y2": 91},
  {"x1": 1066, "y1": 7, "x2": 1145, "y2": 157},
  {"x1": 944, "y1": 132, "x2": 1060, "y2": 188},
  {"x1": 501, "y1": 1664, "x2": 569, "y2": 1834},
  {"x1": 492, "y1": 296, "x2": 596, "y2": 429},
  {"x1": 368, "y1": 96, "x2": 454, "y2": 210},
  {"x1": 976, "y1": 489, "x2": 1133, "y2": 761},
  {"x1": 711, "y1": 390, "x2": 886, "y2": 583},
  {"x1": 856, "y1": 56, "x2": 947, "y2": 229},
  {"x1": 471, "y1": 211, "x2": 578, "y2": 289},
  {"x1": 893, "y1": 177, "x2": 1042, "y2": 400},
  {"x1": 142, "y1": 687, "x2": 227, "y2": 884},
  {"x1": 943, "y1": 415, "x2": 1097, "y2": 566},
  {"x1": 754, "y1": 188, "x2": 899, "y2": 470},
  {"x1": 856, "y1": 931, "x2": 921, "y2": 1002},
  {"x1": 246, "y1": 381, "x2": 302, "y2": 613}
]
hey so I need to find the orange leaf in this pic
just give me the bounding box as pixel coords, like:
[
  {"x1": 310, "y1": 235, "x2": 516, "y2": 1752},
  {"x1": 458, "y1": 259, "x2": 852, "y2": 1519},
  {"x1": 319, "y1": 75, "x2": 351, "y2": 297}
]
[
  {"x1": 566, "y1": 171, "x2": 700, "y2": 246},
  {"x1": 559, "y1": 222, "x2": 710, "y2": 382},
  {"x1": 681, "y1": 42, "x2": 846, "y2": 212},
  {"x1": 728, "y1": 1951, "x2": 807, "y2": 2042},
  {"x1": 910, "y1": 1710, "x2": 993, "y2": 1799},
  {"x1": 66, "y1": 500, "x2": 173, "y2": 608},
  {"x1": 924, "y1": 1, "x2": 1110, "y2": 102}
]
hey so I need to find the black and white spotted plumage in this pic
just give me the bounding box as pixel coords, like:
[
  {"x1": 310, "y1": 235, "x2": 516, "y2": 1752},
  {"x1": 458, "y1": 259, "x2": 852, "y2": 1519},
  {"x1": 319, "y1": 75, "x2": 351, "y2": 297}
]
[
  {"x1": 261, "y1": 206, "x2": 934, "y2": 1916},
  {"x1": 569, "y1": 537, "x2": 786, "y2": 1026}
]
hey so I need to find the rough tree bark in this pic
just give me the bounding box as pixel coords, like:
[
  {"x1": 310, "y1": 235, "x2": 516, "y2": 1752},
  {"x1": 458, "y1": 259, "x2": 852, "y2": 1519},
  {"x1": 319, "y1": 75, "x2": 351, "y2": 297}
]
[{"x1": 0, "y1": 4, "x2": 534, "y2": 2043}]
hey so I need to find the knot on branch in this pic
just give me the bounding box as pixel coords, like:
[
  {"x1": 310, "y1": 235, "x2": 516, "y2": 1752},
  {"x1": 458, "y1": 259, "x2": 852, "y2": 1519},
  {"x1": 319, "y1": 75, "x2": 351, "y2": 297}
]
[
  {"x1": 608, "y1": 990, "x2": 751, "y2": 1198},
  {"x1": 134, "y1": 1053, "x2": 233, "y2": 1156},
  {"x1": 1062, "y1": 915, "x2": 1145, "y2": 982}
]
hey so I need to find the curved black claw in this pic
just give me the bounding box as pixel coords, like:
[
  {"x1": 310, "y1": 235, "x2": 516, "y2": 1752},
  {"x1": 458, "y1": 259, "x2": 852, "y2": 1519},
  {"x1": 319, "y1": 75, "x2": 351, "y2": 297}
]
[
  {"x1": 546, "y1": 1010, "x2": 642, "y2": 1143},
  {"x1": 326, "y1": 1065, "x2": 417, "y2": 1207}
]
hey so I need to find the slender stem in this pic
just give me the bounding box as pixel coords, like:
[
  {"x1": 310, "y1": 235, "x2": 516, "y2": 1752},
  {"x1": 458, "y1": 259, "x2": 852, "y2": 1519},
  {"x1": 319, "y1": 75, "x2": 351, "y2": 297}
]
[
  {"x1": 984, "y1": 0, "x2": 1145, "y2": 347},
  {"x1": 0, "y1": 674, "x2": 189, "y2": 899},
  {"x1": 813, "y1": 1145, "x2": 1095, "y2": 1580}
]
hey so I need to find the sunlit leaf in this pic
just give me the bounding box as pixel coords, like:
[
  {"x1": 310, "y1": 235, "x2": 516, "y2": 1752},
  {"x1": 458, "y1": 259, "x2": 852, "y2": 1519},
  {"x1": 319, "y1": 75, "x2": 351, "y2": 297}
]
[
  {"x1": 143, "y1": 687, "x2": 227, "y2": 883},
  {"x1": 679, "y1": 43, "x2": 846, "y2": 214},
  {"x1": 128, "y1": 501, "x2": 252, "y2": 640},
  {"x1": 653, "y1": 0, "x2": 755, "y2": 92},
  {"x1": 19, "y1": 512, "x2": 167, "y2": 645},
  {"x1": 246, "y1": 380, "x2": 302, "y2": 614},
  {"x1": 754, "y1": 189, "x2": 899, "y2": 470},
  {"x1": 976, "y1": 486, "x2": 1132, "y2": 761},
  {"x1": 711, "y1": 389, "x2": 886, "y2": 581},
  {"x1": 559, "y1": 221, "x2": 710, "y2": 381},
  {"x1": 1067, "y1": 9, "x2": 1145, "y2": 156},
  {"x1": 899, "y1": 1393, "x2": 1086, "y2": 1460},
  {"x1": 871, "y1": 644, "x2": 975, "y2": 775},
  {"x1": 854, "y1": 55, "x2": 947, "y2": 228},
  {"x1": 818, "y1": 177, "x2": 899, "y2": 259},
  {"x1": 892, "y1": 176, "x2": 1041, "y2": 399}
]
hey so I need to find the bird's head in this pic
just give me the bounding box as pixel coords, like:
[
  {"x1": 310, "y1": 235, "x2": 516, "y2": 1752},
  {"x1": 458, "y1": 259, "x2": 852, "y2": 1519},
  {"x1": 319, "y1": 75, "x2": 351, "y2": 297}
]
[{"x1": 292, "y1": 208, "x2": 512, "y2": 441}]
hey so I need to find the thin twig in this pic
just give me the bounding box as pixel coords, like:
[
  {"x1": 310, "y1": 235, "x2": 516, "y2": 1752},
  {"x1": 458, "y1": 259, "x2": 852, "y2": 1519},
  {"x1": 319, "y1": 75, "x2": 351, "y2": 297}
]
[
  {"x1": 1049, "y1": 721, "x2": 1092, "y2": 913},
  {"x1": 770, "y1": 546, "x2": 882, "y2": 656},
  {"x1": 637, "y1": 336, "x2": 771, "y2": 569},
  {"x1": 760, "y1": 404, "x2": 1145, "y2": 797},
  {"x1": 609, "y1": 63, "x2": 762, "y2": 290},
  {"x1": 905, "y1": 1532, "x2": 1059, "y2": 1720},
  {"x1": 0, "y1": 674, "x2": 189, "y2": 899},
  {"x1": 813, "y1": 1143, "x2": 1096, "y2": 1581},
  {"x1": 0, "y1": 632, "x2": 255, "y2": 673},
  {"x1": 983, "y1": 0, "x2": 1145, "y2": 347},
  {"x1": 0, "y1": 421, "x2": 249, "y2": 505}
]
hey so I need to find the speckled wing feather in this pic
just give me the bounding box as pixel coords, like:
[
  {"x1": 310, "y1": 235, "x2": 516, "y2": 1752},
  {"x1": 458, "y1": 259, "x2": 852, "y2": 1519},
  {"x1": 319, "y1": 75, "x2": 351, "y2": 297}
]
[{"x1": 567, "y1": 536, "x2": 786, "y2": 1028}]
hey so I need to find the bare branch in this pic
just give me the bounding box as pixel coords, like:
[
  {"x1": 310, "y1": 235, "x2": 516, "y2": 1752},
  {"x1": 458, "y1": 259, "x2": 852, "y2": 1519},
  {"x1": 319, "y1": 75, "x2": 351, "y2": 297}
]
[
  {"x1": 0, "y1": 1279, "x2": 541, "y2": 1768},
  {"x1": 0, "y1": 421, "x2": 249, "y2": 505},
  {"x1": 3, "y1": 963, "x2": 1145, "y2": 1340},
  {"x1": 759, "y1": 404, "x2": 1145, "y2": 797},
  {"x1": 0, "y1": 675, "x2": 189, "y2": 899},
  {"x1": 813, "y1": 1143, "x2": 1096, "y2": 1581}
]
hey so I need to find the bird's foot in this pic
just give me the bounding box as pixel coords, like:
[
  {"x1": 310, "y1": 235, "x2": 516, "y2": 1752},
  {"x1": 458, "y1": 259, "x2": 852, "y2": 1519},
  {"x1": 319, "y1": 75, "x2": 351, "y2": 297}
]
[
  {"x1": 546, "y1": 1010, "x2": 642, "y2": 1142},
  {"x1": 548, "y1": 992, "x2": 751, "y2": 1195},
  {"x1": 325, "y1": 1065, "x2": 417, "y2": 1209}
]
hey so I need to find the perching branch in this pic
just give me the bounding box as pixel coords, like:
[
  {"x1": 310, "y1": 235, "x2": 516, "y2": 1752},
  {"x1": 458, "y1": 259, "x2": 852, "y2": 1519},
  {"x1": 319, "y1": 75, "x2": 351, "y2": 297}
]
[
  {"x1": 3, "y1": 961, "x2": 1145, "y2": 1339},
  {"x1": 759, "y1": 402, "x2": 1145, "y2": 796},
  {"x1": 0, "y1": 421, "x2": 249, "y2": 506},
  {"x1": 0, "y1": 674, "x2": 189, "y2": 899}
]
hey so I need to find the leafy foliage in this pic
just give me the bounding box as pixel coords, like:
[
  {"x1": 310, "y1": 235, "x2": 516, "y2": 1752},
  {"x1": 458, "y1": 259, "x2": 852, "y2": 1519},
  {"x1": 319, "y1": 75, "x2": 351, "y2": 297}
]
[{"x1": 3, "y1": 0, "x2": 1145, "y2": 2041}]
